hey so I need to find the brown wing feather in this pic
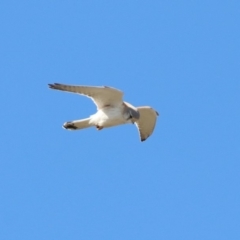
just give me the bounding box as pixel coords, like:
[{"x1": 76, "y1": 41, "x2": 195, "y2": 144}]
[{"x1": 48, "y1": 83, "x2": 123, "y2": 109}]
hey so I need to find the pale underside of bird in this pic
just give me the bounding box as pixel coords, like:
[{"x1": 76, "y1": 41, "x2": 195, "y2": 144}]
[{"x1": 48, "y1": 83, "x2": 159, "y2": 141}]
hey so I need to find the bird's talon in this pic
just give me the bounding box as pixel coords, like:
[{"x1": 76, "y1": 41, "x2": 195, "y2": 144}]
[{"x1": 96, "y1": 125, "x2": 103, "y2": 130}]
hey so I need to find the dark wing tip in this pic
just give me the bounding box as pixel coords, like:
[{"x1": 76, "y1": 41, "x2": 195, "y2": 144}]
[
  {"x1": 48, "y1": 83, "x2": 61, "y2": 89},
  {"x1": 63, "y1": 122, "x2": 78, "y2": 130},
  {"x1": 141, "y1": 138, "x2": 147, "y2": 142},
  {"x1": 156, "y1": 111, "x2": 159, "y2": 116}
]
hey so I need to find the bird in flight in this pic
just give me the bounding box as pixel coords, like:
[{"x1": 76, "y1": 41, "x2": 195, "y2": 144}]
[{"x1": 48, "y1": 83, "x2": 159, "y2": 141}]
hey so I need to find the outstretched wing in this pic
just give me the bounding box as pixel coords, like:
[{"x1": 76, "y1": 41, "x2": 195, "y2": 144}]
[
  {"x1": 48, "y1": 83, "x2": 123, "y2": 109},
  {"x1": 135, "y1": 106, "x2": 159, "y2": 141}
]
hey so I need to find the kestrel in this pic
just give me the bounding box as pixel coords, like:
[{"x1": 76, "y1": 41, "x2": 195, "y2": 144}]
[{"x1": 48, "y1": 83, "x2": 159, "y2": 141}]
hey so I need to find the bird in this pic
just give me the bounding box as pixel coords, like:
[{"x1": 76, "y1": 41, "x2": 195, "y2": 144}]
[{"x1": 48, "y1": 83, "x2": 159, "y2": 141}]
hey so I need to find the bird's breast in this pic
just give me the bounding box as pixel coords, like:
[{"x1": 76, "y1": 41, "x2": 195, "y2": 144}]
[{"x1": 90, "y1": 106, "x2": 129, "y2": 127}]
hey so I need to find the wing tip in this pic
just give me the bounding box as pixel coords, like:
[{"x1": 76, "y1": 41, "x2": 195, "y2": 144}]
[
  {"x1": 48, "y1": 83, "x2": 54, "y2": 89},
  {"x1": 48, "y1": 83, "x2": 61, "y2": 89}
]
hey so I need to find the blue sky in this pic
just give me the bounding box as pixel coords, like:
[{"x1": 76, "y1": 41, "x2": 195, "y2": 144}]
[{"x1": 1, "y1": 1, "x2": 240, "y2": 239}]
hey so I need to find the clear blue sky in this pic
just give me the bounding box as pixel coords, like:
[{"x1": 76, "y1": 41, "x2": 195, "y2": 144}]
[{"x1": 1, "y1": 1, "x2": 240, "y2": 239}]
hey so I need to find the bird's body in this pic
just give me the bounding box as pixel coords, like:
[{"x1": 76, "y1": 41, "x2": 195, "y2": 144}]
[
  {"x1": 48, "y1": 83, "x2": 159, "y2": 141},
  {"x1": 89, "y1": 104, "x2": 132, "y2": 128}
]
